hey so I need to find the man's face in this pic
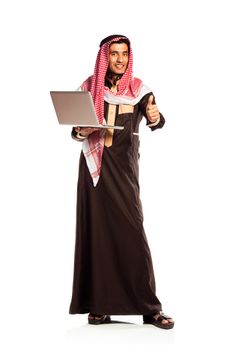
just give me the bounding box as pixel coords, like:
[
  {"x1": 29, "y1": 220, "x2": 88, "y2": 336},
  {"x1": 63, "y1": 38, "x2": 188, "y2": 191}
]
[{"x1": 108, "y1": 43, "x2": 129, "y2": 75}]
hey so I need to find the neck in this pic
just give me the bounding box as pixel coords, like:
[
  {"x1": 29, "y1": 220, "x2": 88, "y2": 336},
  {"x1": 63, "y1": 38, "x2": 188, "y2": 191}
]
[{"x1": 106, "y1": 70, "x2": 123, "y2": 87}]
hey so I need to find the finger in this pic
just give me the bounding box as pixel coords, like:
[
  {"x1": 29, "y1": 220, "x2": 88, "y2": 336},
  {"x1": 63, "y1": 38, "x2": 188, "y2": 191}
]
[
  {"x1": 149, "y1": 110, "x2": 160, "y2": 117},
  {"x1": 80, "y1": 127, "x2": 95, "y2": 133},
  {"x1": 148, "y1": 104, "x2": 158, "y2": 111},
  {"x1": 148, "y1": 109, "x2": 159, "y2": 116},
  {"x1": 147, "y1": 94, "x2": 154, "y2": 106},
  {"x1": 84, "y1": 127, "x2": 99, "y2": 131},
  {"x1": 147, "y1": 107, "x2": 159, "y2": 116},
  {"x1": 150, "y1": 116, "x2": 159, "y2": 122}
]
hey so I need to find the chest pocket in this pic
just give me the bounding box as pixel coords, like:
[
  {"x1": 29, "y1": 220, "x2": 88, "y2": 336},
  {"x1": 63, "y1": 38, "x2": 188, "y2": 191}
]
[{"x1": 104, "y1": 104, "x2": 134, "y2": 148}]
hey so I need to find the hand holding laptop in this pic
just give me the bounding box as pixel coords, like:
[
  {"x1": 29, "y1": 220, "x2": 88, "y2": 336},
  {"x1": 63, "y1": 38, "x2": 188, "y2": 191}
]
[{"x1": 74, "y1": 126, "x2": 99, "y2": 139}]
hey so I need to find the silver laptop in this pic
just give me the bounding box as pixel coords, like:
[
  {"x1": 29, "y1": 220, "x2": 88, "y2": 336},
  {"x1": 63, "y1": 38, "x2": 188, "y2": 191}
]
[{"x1": 50, "y1": 91, "x2": 124, "y2": 130}]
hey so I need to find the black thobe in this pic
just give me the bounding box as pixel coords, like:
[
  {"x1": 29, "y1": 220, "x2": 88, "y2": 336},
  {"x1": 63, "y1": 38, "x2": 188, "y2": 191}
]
[{"x1": 69, "y1": 92, "x2": 165, "y2": 315}]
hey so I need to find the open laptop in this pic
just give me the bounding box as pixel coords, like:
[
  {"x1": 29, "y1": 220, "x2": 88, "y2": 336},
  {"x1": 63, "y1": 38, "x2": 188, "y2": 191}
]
[{"x1": 50, "y1": 91, "x2": 124, "y2": 130}]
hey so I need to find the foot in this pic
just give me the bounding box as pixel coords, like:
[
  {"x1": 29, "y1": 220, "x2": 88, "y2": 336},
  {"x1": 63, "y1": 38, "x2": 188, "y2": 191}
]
[
  {"x1": 88, "y1": 313, "x2": 111, "y2": 325},
  {"x1": 88, "y1": 313, "x2": 104, "y2": 320},
  {"x1": 152, "y1": 312, "x2": 174, "y2": 326},
  {"x1": 143, "y1": 311, "x2": 174, "y2": 329}
]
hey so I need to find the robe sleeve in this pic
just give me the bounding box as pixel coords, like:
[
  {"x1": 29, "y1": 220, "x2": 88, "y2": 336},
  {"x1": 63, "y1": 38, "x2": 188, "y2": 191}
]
[{"x1": 138, "y1": 92, "x2": 165, "y2": 131}]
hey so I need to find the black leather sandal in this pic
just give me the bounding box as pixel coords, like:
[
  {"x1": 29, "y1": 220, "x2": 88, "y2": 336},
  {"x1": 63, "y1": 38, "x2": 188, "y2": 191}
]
[
  {"x1": 143, "y1": 312, "x2": 174, "y2": 329},
  {"x1": 88, "y1": 313, "x2": 111, "y2": 325}
]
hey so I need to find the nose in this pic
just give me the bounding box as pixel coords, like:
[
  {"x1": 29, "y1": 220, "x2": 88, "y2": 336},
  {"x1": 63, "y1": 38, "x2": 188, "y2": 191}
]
[{"x1": 117, "y1": 54, "x2": 124, "y2": 62}]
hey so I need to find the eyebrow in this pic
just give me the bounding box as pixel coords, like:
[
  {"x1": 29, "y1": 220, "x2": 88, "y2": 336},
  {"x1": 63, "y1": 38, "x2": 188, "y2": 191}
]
[{"x1": 110, "y1": 50, "x2": 129, "y2": 54}]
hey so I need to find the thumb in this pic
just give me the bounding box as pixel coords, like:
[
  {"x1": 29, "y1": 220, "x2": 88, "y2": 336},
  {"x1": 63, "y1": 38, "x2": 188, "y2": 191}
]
[{"x1": 147, "y1": 94, "x2": 154, "y2": 106}]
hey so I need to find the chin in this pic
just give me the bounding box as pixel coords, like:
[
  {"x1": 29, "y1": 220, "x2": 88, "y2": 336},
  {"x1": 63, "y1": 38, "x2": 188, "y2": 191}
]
[{"x1": 114, "y1": 70, "x2": 126, "y2": 74}]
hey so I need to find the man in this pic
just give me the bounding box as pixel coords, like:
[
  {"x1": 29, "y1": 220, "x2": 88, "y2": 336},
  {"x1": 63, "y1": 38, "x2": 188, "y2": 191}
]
[{"x1": 69, "y1": 34, "x2": 174, "y2": 330}]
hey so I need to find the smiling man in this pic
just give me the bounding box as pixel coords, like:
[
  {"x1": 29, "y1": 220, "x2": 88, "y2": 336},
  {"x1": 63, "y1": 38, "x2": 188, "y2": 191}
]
[{"x1": 69, "y1": 34, "x2": 174, "y2": 330}]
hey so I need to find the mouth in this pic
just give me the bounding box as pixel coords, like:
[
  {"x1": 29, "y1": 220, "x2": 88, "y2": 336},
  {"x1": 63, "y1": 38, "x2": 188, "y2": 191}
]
[{"x1": 115, "y1": 64, "x2": 125, "y2": 70}]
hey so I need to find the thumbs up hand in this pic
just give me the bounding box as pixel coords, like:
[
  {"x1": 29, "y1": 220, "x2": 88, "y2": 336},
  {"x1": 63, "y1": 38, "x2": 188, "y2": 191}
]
[{"x1": 146, "y1": 94, "x2": 160, "y2": 123}]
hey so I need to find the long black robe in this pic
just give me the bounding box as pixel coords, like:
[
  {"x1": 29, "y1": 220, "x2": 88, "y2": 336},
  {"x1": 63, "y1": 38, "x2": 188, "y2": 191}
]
[{"x1": 69, "y1": 92, "x2": 165, "y2": 315}]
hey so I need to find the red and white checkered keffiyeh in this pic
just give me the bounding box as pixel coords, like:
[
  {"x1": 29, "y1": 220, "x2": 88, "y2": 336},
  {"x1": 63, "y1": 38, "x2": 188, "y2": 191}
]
[{"x1": 81, "y1": 35, "x2": 143, "y2": 186}]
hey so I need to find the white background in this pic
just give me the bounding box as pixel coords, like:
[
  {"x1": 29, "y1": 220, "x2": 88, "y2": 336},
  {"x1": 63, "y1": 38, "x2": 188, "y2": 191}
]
[{"x1": 0, "y1": 0, "x2": 249, "y2": 349}]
